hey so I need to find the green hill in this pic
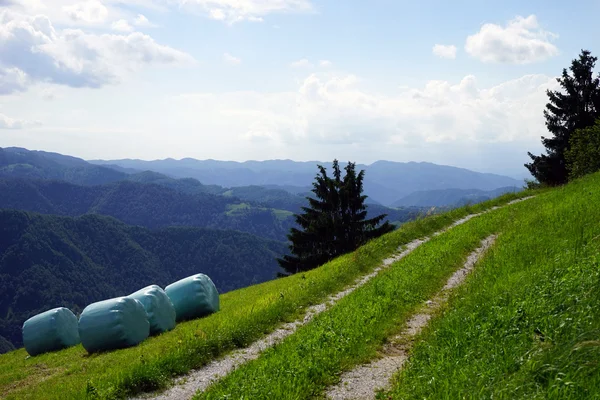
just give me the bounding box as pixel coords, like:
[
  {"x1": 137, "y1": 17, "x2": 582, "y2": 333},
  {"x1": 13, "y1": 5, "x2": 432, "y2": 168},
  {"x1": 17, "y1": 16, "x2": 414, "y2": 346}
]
[
  {"x1": 0, "y1": 187, "x2": 528, "y2": 399},
  {"x1": 198, "y1": 175, "x2": 599, "y2": 400},
  {"x1": 4, "y1": 173, "x2": 598, "y2": 399},
  {"x1": 0, "y1": 210, "x2": 287, "y2": 351}
]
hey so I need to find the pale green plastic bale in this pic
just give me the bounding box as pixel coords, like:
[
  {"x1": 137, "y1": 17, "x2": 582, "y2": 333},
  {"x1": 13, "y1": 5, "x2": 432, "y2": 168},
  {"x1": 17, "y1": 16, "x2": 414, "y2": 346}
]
[
  {"x1": 22, "y1": 307, "x2": 80, "y2": 356},
  {"x1": 78, "y1": 297, "x2": 149, "y2": 353},
  {"x1": 165, "y1": 274, "x2": 220, "y2": 322},
  {"x1": 128, "y1": 285, "x2": 176, "y2": 335}
]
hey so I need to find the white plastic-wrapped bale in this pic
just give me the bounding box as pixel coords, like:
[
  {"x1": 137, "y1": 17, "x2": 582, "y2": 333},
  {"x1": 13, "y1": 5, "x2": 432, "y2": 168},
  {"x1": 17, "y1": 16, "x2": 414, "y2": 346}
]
[
  {"x1": 165, "y1": 274, "x2": 220, "y2": 322},
  {"x1": 22, "y1": 307, "x2": 80, "y2": 356},
  {"x1": 78, "y1": 297, "x2": 149, "y2": 353},
  {"x1": 128, "y1": 285, "x2": 176, "y2": 335}
]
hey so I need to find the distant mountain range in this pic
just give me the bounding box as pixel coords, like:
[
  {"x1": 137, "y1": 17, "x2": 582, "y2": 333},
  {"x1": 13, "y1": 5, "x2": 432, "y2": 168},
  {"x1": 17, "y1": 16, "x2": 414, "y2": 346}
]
[
  {"x1": 2, "y1": 147, "x2": 523, "y2": 207},
  {"x1": 89, "y1": 157, "x2": 523, "y2": 206},
  {"x1": 0, "y1": 148, "x2": 421, "y2": 240}
]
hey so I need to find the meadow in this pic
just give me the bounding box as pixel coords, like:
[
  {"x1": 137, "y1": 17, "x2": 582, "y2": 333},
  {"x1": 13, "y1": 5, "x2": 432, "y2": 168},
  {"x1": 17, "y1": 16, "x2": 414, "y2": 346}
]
[{"x1": 0, "y1": 191, "x2": 528, "y2": 399}]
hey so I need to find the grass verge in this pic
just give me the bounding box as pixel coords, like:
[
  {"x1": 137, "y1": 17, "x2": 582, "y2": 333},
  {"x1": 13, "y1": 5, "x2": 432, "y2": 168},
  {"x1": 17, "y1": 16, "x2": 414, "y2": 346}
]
[
  {"x1": 196, "y1": 194, "x2": 531, "y2": 399},
  {"x1": 384, "y1": 173, "x2": 600, "y2": 399},
  {"x1": 0, "y1": 191, "x2": 529, "y2": 400}
]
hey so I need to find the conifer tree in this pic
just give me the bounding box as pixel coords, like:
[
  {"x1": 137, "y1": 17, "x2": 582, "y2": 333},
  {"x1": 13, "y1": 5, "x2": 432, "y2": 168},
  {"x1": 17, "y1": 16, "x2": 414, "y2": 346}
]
[
  {"x1": 277, "y1": 160, "x2": 394, "y2": 275},
  {"x1": 526, "y1": 50, "x2": 600, "y2": 185},
  {"x1": 565, "y1": 118, "x2": 600, "y2": 179}
]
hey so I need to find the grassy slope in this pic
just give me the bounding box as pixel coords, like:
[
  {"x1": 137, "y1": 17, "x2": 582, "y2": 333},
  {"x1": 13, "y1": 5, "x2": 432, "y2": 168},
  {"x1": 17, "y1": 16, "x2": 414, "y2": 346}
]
[
  {"x1": 385, "y1": 173, "x2": 600, "y2": 399},
  {"x1": 0, "y1": 193, "x2": 528, "y2": 400},
  {"x1": 196, "y1": 192, "x2": 528, "y2": 399},
  {"x1": 224, "y1": 203, "x2": 293, "y2": 220}
]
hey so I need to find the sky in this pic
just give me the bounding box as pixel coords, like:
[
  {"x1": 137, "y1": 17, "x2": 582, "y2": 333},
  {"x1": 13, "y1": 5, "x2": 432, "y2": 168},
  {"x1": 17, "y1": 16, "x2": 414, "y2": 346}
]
[{"x1": 1, "y1": 0, "x2": 599, "y2": 178}]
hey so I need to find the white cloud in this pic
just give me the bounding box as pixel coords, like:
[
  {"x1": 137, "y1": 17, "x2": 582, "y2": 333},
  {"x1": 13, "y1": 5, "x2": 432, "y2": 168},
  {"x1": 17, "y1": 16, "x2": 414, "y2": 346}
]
[
  {"x1": 223, "y1": 52, "x2": 241, "y2": 65},
  {"x1": 169, "y1": 0, "x2": 313, "y2": 23},
  {"x1": 465, "y1": 15, "x2": 559, "y2": 64},
  {"x1": 0, "y1": 67, "x2": 29, "y2": 95},
  {"x1": 209, "y1": 8, "x2": 226, "y2": 20},
  {"x1": 290, "y1": 58, "x2": 313, "y2": 68},
  {"x1": 0, "y1": 112, "x2": 32, "y2": 129},
  {"x1": 0, "y1": 9, "x2": 195, "y2": 94},
  {"x1": 291, "y1": 59, "x2": 332, "y2": 68},
  {"x1": 172, "y1": 73, "x2": 558, "y2": 150},
  {"x1": 63, "y1": 0, "x2": 108, "y2": 23},
  {"x1": 4, "y1": 71, "x2": 554, "y2": 176},
  {"x1": 432, "y1": 44, "x2": 457, "y2": 59},
  {"x1": 133, "y1": 13, "x2": 153, "y2": 27},
  {"x1": 111, "y1": 19, "x2": 133, "y2": 32}
]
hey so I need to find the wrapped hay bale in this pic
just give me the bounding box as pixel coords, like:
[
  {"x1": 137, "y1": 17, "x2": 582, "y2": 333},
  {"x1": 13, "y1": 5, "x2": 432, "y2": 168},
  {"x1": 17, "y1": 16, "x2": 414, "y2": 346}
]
[
  {"x1": 165, "y1": 274, "x2": 220, "y2": 322},
  {"x1": 128, "y1": 285, "x2": 176, "y2": 335},
  {"x1": 22, "y1": 307, "x2": 80, "y2": 356},
  {"x1": 78, "y1": 297, "x2": 149, "y2": 353}
]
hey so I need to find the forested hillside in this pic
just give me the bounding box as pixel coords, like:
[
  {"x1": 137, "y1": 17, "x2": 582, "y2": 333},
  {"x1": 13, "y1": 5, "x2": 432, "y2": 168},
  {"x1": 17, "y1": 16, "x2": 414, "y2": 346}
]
[
  {"x1": 0, "y1": 178, "x2": 296, "y2": 241},
  {"x1": 0, "y1": 210, "x2": 288, "y2": 350},
  {"x1": 0, "y1": 148, "x2": 423, "y2": 241},
  {"x1": 0, "y1": 147, "x2": 127, "y2": 185},
  {"x1": 0, "y1": 178, "x2": 418, "y2": 241}
]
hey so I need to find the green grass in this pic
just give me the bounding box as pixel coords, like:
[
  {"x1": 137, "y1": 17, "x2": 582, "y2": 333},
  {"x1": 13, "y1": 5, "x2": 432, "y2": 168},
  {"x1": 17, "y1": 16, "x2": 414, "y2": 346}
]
[
  {"x1": 272, "y1": 209, "x2": 294, "y2": 220},
  {"x1": 0, "y1": 191, "x2": 528, "y2": 400},
  {"x1": 384, "y1": 173, "x2": 600, "y2": 399},
  {"x1": 224, "y1": 203, "x2": 252, "y2": 216},
  {"x1": 196, "y1": 193, "x2": 530, "y2": 399},
  {"x1": 224, "y1": 203, "x2": 293, "y2": 220}
]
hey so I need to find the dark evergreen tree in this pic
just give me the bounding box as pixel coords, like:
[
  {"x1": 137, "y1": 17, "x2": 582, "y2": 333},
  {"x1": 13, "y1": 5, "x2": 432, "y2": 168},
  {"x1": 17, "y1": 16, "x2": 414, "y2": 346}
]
[
  {"x1": 278, "y1": 160, "x2": 394, "y2": 275},
  {"x1": 342, "y1": 162, "x2": 392, "y2": 250},
  {"x1": 565, "y1": 118, "x2": 600, "y2": 179},
  {"x1": 526, "y1": 50, "x2": 600, "y2": 185}
]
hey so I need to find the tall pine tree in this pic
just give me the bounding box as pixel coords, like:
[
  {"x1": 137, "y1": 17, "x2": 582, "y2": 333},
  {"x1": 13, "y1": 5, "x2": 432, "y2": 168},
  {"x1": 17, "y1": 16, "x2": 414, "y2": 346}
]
[
  {"x1": 277, "y1": 160, "x2": 394, "y2": 275},
  {"x1": 525, "y1": 49, "x2": 600, "y2": 185}
]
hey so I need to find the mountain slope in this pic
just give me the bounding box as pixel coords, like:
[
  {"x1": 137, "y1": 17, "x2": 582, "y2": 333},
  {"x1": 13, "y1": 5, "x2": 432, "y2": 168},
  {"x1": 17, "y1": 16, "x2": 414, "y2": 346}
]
[
  {"x1": 0, "y1": 148, "x2": 413, "y2": 237},
  {"x1": 385, "y1": 180, "x2": 600, "y2": 399},
  {"x1": 0, "y1": 147, "x2": 128, "y2": 185},
  {"x1": 90, "y1": 158, "x2": 521, "y2": 206},
  {"x1": 0, "y1": 177, "x2": 416, "y2": 241},
  {"x1": 0, "y1": 210, "x2": 287, "y2": 350},
  {"x1": 0, "y1": 178, "x2": 296, "y2": 241}
]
